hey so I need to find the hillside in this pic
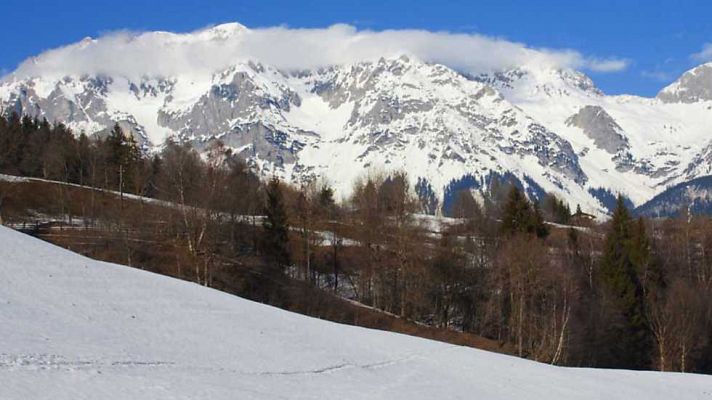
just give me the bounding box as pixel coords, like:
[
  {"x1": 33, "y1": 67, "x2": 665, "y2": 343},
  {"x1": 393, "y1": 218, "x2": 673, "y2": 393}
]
[
  {"x1": 635, "y1": 175, "x2": 712, "y2": 217},
  {"x1": 1, "y1": 225, "x2": 710, "y2": 399}
]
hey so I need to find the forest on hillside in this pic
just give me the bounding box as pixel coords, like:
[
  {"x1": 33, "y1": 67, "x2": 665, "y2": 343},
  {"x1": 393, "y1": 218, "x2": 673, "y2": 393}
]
[{"x1": 1, "y1": 113, "x2": 711, "y2": 373}]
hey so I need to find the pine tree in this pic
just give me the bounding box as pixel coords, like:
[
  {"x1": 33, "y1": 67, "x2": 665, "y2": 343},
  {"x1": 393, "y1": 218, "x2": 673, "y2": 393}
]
[
  {"x1": 629, "y1": 218, "x2": 650, "y2": 279},
  {"x1": 543, "y1": 193, "x2": 571, "y2": 224},
  {"x1": 103, "y1": 123, "x2": 142, "y2": 194},
  {"x1": 105, "y1": 123, "x2": 125, "y2": 164},
  {"x1": 598, "y1": 195, "x2": 651, "y2": 369},
  {"x1": 501, "y1": 186, "x2": 530, "y2": 234},
  {"x1": 21, "y1": 118, "x2": 49, "y2": 177},
  {"x1": 629, "y1": 217, "x2": 665, "y2": 297},
  {"x1": 75, "y1": 133, "x2": 92, "y2": 185},
  {"x1": 262, "y1": 177, "x2": 290, "y2": 269},
  {"x1": 318, "y1": 184, "x2": 335, "y2": 210},
  {"x1": 531, "y1": 202, "x2": 549, "y2": 238},
  {"x1": 122, "y1": 133, "x2": 142, "y2": 193},
  {"x1": 104, "y1": 123, "x2": 125, "y2": 190},
  {"x1": 501, "y1": 186, "x2": 547, "y2": 238},
  {"x1": 453, "y1": 190, "x2": 481, "y2": 220},
  {"x1": 144, "y1": 155, "x2": 162, "y2": 198},
  {"x1": 2, "y1": 113, "x2": 22, "y2": 173}
]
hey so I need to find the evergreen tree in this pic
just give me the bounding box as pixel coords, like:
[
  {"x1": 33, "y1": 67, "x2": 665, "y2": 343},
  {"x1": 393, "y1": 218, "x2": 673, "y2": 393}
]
[
  {"x1": 105, "y1": 124, "x2": 125, "y2": 162},
  {"x1": 453, "y1": 189, "x2": 482, "y2": 220},
  {"x1": 21, "y1": 118, "x2": 49, "y2": 177},
  {"x1": 122, "y1": 133, "x2": 142, "y2": 193},
  {"x1": 144, "y1": 155, "x2": 162, "y2": 198},
  {"x1": 415, "y1": 177, "x2": 439, "y2": 215},
  {"x1": 598, "y1": 195, "x2": 651, "y2": 369},
  {"x1": 531, "y1": 202, "x2": 549, "y2": 238},
  {"x1": 501, "y1": 186, "x2": 530, "y2": 234},
  {"x1": 103, "y1": 123, "x2": 141, "y2": 193},
  {"x1": 629, "y1": 218, "x2": 650, "y2": 278},
  {"x1": 629, "y1": 217, "x2": 664, "y2": 296},
  {"x1": 501, "y1": 186, "x2": 548, "y2": 238},
  {"x1": 262, "y1": 177, "x2": 290, "y2": 269},
  {"x1": 543, "y1": 193, "x2": 571, "y2": 224},
  {"x1": 75, "y1": 133, "x2": 92, "y2": 185},
  {"x1": 103, "y1": 123, "x2": 125, "y2": 189},
  {"x1": 1, "y1": 113, "x2": 23, "y2": 173},
  {"x1": 318, "y1": 184, "x2": 335, "y2": 210}
]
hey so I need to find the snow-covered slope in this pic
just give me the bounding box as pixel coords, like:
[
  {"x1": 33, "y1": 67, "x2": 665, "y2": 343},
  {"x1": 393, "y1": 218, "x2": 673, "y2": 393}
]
[
  {"x1": 3, "y1": 23, "x2": 712, "y2": 215},
  {"x1": 1, "y1": 226, "x2": 711, "y2": 399},
  {"x1": 477, "y1": 65, "x2": 712, "y2": 207},
  {"x1": 635, "y1": 175, "x2": 712, "y2": 218}
]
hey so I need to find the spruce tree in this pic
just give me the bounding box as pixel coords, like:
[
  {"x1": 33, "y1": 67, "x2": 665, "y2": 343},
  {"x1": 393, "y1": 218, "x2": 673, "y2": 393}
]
[
  {"x1": 598, "y1": 195, "x2": 651, "y2": 369},
  {"x1": 629, "y1": 217, "x2": 664, "y2": 296},
  {"x1": 103, "y1": 123, "x2": 142, "y2": 194},
  {"x1": 501, "y1": 186, "x2": 530, "y2": 235},
  {"x1": 122, "y1": 133, "x2": 142, "y2": 193},
  {"x1": 501, "y1": 186, "x2": 547, "y2": 238},
  {"x1": 556, "y1": 198, "x2": 572, "y2": 224},
  {"x1": 75, "y1": 133, "x2": 92, "y2": 185},
  {"x1": 318, "y1": 184, "x2": 335, "y2": 210},
  {"x1": 531, "y1": 202, "x2": 549, "y2": 238},
  {"x1": 263, "y1": 177, "x2": 290, "y2": 269},
  {"x1": 629, "y1": 218, "x2": 650, "y2": 278},
  {"x1": 453, "y1": 190, "x2": 481, "y2": 220}
]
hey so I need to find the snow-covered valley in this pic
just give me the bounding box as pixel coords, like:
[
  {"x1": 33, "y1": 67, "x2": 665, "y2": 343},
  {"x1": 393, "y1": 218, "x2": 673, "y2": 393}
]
[{"x1": 1, "y1": 225, "x2": 711, "y2": 399}]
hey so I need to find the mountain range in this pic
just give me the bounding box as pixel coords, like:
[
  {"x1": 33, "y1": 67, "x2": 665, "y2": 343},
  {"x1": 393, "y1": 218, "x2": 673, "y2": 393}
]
[{"x1": 3, "y1": 22, "x2": 712, "y2": 216}]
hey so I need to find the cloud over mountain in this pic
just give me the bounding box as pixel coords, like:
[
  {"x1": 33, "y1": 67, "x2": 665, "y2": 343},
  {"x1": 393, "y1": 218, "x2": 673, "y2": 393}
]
[
  {"x1": 692, "y1": 43, "x2": 712, "y2": 62},
  {"x1": 4, "y1": 22, "x2": 628, "y2": 81}
]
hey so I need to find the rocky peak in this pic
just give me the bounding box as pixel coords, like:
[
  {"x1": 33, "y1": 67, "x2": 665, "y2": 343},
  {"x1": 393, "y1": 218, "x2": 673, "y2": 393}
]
[
  {"x1": 196, "y1": 22, "x2": 248, "y2": 41},
  {"x1": 565, "y1": 105, "x2": 628, "y2": 155},
  {"x1": 473, "y1": 66, "x2": 602, "y2": 98},
  {"x1": 657, "y1": 63, "x2": 712, "y2": 103}
]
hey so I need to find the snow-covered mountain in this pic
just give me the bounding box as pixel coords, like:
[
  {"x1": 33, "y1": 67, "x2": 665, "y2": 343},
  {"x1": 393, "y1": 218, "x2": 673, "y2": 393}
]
[
  {"x1": 2, "y1": 225, "x2": 711, "y2": 399},
  {"x1": 635, "y1": 175, "x2": 712, "y2": 218},
  {"x1": 3, "y1": 23, "x2": 712, "y2": 215},
  {"x1": 477, "y1": 65, "x2": 712, "y2": 206}
]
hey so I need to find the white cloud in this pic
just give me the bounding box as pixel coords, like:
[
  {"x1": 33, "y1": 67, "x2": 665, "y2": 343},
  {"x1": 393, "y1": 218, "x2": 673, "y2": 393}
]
[
  {"x1": 641, "y1": 69, "x2": 674, "y2": 82},
  {"x1": 691, "y1": 43, "x2": 712, "y2": 62},
  {"x1": 585, "y1": 58, "x2": 631, "y2": 73},
  {"x1": 3, "y1": 22, "x2": 629, "y2": 81}
]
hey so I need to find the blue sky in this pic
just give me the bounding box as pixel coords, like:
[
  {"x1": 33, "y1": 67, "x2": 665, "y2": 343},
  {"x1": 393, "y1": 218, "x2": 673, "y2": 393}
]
[{"x1": 2, "y1": 0, "x2": 711, "y2": 96}]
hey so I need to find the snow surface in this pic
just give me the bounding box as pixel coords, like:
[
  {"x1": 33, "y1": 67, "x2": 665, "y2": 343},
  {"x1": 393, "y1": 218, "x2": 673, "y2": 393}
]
[{"x1": 1, "y1": 226, "x2": 710, "y2": 399}]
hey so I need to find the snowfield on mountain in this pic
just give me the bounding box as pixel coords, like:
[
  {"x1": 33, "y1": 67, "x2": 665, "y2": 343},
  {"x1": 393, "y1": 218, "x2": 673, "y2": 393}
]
[{"x1": 1, "y1": 225, "x2": 711, "y2": 399}]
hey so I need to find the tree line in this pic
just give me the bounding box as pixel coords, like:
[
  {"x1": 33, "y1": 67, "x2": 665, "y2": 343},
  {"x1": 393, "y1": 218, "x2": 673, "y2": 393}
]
[{"x1": 1, "y1": 112, "x2": 711, "y2": 373}]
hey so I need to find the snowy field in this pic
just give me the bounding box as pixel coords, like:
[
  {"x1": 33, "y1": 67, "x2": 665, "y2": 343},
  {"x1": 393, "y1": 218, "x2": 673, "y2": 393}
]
[{"x1": 0, "y1": 225, "x2": 710, "y2": 399}]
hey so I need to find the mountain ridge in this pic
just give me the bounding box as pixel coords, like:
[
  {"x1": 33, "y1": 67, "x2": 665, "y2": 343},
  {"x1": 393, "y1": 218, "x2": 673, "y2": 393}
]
[{"x1": 3, "y1": 23, "x2": 712, "y2": 216}]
